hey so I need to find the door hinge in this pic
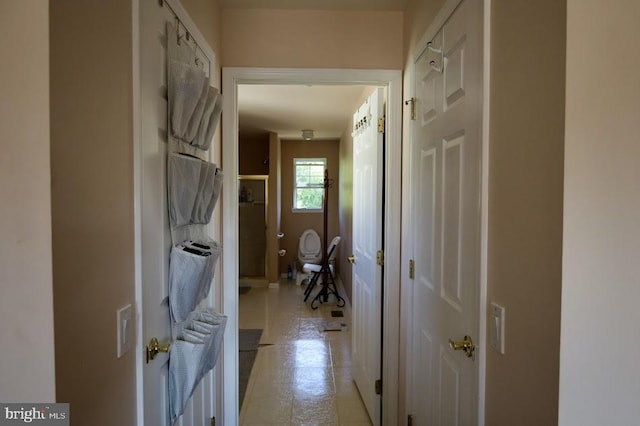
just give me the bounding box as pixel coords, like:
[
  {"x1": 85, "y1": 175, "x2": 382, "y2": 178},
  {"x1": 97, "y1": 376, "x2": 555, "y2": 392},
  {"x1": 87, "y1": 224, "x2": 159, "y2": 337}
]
[
  {"x1": 404, "y1": 97, "x2": 416, "y2": 121},
  {"x1": 375, "y1": 379, "x2": 382, "y2": 395},
  {"x1": 210, "y1": 417, "x2": 215, "y2": 426},
  {"x1": 378, "y1": 117, "x2": 385, "y2": 133},
  {"x1": 408, "y1": 414, "x2": 414, "y2": 426},
  {"x1": 409, "y1": 259, "x2": 415, "y2": 279},
  {"x1": 377, "y1": 250, "x2": 384, "y2": 266}
]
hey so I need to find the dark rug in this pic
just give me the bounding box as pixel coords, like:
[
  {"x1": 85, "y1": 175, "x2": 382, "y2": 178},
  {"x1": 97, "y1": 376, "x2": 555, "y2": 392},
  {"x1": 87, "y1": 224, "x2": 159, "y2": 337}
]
[
  {"x1": 239, "y1": 329, "x2": 263, "y2": 409},
  {"x1": 239, "y1": 286, "x2": 251, "y2": 295}
]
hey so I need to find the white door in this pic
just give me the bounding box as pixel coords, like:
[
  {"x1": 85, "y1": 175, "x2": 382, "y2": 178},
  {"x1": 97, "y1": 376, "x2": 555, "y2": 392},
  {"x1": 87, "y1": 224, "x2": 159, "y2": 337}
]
[
  {"x1": 408, "y1": 0, "x2": 482, "y2": 424},
  {"x1": 139, "y1": 1, "x2": 215, "y2": 424},
  {"x1": 351, "y1": 88, "x2": 384, "y2": 425}
]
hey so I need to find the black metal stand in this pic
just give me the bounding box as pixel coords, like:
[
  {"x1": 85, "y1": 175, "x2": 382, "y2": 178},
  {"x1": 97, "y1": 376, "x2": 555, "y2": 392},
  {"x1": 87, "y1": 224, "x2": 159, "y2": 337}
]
[{"x1": 306, "y1": 170, "x2": 345, "y2": 310}]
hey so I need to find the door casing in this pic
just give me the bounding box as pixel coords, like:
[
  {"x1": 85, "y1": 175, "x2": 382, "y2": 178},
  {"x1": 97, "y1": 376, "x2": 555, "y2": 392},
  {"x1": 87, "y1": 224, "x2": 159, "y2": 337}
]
[{"x1": 221, "y1": 68, "x2": 402, "y2": 425}]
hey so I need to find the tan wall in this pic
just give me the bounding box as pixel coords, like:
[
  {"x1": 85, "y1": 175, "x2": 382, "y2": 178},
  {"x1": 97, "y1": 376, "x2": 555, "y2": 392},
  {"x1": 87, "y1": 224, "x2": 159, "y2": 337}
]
[
  {"x1": 486, "y1": 1, "x2": 565, "y2": 424},
  {"x1": 560, "y1": 1, "x2": 640, "y2": 424},
  {"x1": 239, "y1": 134, "x2": 270, "y2": 175},
  {"x1": 50, "y1": 0, "x2": 223, "y2": 424},
  {"x1": 0, "y1": 0, "x2": 56, "y2": 403},
  {"x1": 222, "y1": 9, "x2": 403, "y2": 69},
  {"x1": 403, "y1": 0, "x2": 447, "y2": 61},
  {"x1": 181, "y1": 0, "x2": 222, "y2": 59},
  {"x1": 181, "y1": 0, "x2": 223, "y2": 99},
  {"x1": 50, "y1": 1, "x2": 136, "y2": 424},
  {"x1": 279, "y1": 140, "x2": 340, "y2": 276}
]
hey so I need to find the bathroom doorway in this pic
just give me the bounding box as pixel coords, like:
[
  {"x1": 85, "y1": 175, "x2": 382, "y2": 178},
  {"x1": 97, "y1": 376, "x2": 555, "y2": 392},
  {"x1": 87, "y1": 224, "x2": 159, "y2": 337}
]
[
  {"x1": 222, "y1": 68, "x2": 403, "y2": 425},
  {"x1": 238, "y1": 175, "x2": 269, "y2": 286}
]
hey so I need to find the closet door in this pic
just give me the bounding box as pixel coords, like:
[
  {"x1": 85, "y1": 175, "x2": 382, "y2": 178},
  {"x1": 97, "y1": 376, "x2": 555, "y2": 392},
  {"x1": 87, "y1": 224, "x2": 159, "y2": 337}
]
[
  {"x1": 138, "y1": 1, "x2": 215, "y2": 425},
  {"x1": 351, "y1": 88, "x2": 385, "y2": 425},
  {"x1": 407, "y1": 1, "x2": 483, "y2": 424}
]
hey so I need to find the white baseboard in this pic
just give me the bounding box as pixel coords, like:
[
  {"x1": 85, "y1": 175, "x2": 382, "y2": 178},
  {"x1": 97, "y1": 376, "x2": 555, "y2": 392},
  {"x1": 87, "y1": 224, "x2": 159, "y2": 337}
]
[{"x1": 268, "y1": 282, "x2": 280, "y2": 289}]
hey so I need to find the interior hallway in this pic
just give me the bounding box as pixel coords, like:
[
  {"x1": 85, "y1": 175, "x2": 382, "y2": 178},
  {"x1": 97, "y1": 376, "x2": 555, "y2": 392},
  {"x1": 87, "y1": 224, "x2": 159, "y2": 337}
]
[{"x1": 239, "y1": 279, "x2": 372, "y2": 425}]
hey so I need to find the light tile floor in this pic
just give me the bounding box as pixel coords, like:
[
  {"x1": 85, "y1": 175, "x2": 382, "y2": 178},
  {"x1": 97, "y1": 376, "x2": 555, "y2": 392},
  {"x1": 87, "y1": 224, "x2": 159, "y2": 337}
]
[{"x1": 239, "y1": 280, "x2": 372, "y2": 426}]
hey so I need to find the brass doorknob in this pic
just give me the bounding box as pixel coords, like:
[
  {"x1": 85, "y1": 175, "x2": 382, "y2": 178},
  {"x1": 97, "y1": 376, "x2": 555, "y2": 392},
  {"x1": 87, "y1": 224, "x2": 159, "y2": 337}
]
[
  {"x1": 449, "y1": 335, "x2": 475, "y2": 358},
  {"x1": 347, "y1": 255, "x2": 356, "y2": 264},
  {"x1": 146, "y1": 337, "x2": 171, "y2": 364}
]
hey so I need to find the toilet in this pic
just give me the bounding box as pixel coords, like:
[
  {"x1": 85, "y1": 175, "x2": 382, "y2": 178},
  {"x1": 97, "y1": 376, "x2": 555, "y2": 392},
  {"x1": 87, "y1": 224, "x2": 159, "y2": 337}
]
[
  {"x1": 298, "y1": 229, "x2": 322, "y2": 266},
  {"x1": 297, "y1": 229, "x2": 321, "y2": 285}
]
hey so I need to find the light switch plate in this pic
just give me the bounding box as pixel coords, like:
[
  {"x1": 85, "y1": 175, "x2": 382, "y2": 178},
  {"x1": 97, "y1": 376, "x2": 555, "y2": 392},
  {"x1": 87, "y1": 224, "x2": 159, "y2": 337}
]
[
  {"x1": 489, "y1": 303, "x2": 505, "y2": 354},
  {"x1": 117, "y1": 304, "x2": 133, "y2": 358}
]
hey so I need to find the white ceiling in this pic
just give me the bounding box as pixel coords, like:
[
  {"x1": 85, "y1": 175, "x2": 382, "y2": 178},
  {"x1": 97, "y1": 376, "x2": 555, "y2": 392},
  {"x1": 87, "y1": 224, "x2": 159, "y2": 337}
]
[
  {"x1": 220, "y1": 0, "x2": 407, "y2": 11},
  {"x1": 238, "y1": 84, "x2": 375, "y2": 140}
]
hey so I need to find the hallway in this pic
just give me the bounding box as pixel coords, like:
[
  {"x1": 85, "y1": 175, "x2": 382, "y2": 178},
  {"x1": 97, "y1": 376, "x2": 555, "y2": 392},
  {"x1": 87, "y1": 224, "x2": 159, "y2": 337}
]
[{"x1": 239, "y1": 280, "x2": 372, "y2": 425}]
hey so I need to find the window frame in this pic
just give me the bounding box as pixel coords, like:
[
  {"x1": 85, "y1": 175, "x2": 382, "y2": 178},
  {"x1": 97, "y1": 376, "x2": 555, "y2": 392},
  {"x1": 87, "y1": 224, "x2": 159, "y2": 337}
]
[{"x1": 292, "y1": 157, "x2": 326, "y2": 212}]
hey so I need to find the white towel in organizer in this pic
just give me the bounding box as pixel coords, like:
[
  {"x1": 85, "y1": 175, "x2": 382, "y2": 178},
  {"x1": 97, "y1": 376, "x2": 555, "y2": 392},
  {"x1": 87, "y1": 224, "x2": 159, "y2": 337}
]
[
  {"x1": 167, "y1": 153, "x2": 200, "y2": 227},
  {"x1": 168, "y1": 153, "x2": 222, "y2": 228},
  {"x1": 168, "y1": 241, "x2": 222, "y2": 323},
  {"x1": 191, "y1": 163, "x2": 223, "y2": 225},
  {"x1": 168, "y1": 331, "x2": 205, "y2": 423},
  {"x1": 169, "y1": 310, "x2": 227, "y2": 422},
  {"x1": 203, "y1": 91, "x2": 223, "y2": 150},
  {"x1": 192, "y1": 310, "x2": 227, "y2": 376},
  {"x1": 191, "y1": 87, "x2": 223, "y2": 151},
  {"x1": 168, "y1": 60, "x2": 208, "y2": 141},
  {"x1": 184, "y1": 241, "x2": 222, "y2": 302},
  {"x1": 204, "y1": 168, "x2": 223, "y2": 223},
  {"x1": 183, "y1": 78, "x2": 211, "y2": 143},
  {"x1": 188, "y1": 87, "x2": 216, "y2": 149}
]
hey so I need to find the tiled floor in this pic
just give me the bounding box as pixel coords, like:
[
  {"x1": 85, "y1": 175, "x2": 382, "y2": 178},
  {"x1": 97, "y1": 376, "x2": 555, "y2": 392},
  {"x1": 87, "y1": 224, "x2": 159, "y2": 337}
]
[{"x1": 239, "y1": 279, "x2": 372, "y2": 426}]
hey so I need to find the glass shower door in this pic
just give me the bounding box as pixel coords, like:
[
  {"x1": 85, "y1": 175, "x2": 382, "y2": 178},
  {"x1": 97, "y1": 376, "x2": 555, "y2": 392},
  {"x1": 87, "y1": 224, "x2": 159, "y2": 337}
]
[{"x1": 238, "y1": 176, "x2": 268, "y2": 283}]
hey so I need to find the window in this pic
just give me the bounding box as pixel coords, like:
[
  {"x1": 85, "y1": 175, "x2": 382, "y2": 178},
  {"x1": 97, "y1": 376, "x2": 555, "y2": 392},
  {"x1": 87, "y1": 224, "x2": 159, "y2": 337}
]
[{"x1": 293, "y1": 158, "x2": 326, "y2": 211}]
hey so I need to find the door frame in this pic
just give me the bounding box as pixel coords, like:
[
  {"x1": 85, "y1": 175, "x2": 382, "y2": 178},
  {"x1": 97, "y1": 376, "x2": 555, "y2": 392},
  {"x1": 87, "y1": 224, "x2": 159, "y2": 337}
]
[
  {"x1": 401, "y1": 0, "x2": 489, "y2": 424},
  {"x1": 221, "y1": 67, "x2": 402, "y2": 425}
]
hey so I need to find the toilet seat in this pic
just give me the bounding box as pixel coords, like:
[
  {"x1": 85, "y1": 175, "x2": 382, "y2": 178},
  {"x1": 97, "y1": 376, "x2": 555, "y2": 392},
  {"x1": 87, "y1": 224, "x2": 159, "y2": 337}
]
[{"x1": 298, "y1": 229, "x2": 321, "y2": 264}]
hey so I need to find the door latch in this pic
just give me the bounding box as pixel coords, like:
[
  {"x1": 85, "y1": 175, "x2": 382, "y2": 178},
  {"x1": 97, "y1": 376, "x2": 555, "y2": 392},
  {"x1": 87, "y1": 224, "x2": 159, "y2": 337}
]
[
  {"x1": 448, "y1": 335, "x2": 475, "y2": 359},
  {"x1": 146, "y1": 337, "x2": 171, "y2": 363}
]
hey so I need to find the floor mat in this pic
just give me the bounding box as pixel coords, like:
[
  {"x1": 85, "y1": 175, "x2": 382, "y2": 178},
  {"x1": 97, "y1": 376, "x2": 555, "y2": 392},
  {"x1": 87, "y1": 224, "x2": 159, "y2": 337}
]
[
  {"x1": 239, "y1": 329, "x2": 263, "y2": 409},
  {"x1": 239, "y1": 286, "x2": 251, "y2": 295},
  {"x1": 239, "y1": 328, "x2": 263, "y2": 351}
]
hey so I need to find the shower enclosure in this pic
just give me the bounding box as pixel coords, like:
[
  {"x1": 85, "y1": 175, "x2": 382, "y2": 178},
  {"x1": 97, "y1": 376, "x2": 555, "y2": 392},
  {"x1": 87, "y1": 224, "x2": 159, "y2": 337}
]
[{"x1": 238, "y1": 175, "x2": 268, "y2": 285}]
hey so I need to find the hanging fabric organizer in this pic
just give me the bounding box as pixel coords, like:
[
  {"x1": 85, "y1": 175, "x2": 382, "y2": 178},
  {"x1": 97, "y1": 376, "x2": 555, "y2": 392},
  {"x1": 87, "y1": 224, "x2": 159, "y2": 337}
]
[
  {"x1": 167, "y1": 152, "x2": 222, "y2": 229},
  {"x1": 168, "y1": 309, "x2": 227, "y2": 424},
  {"x1": 164, "y1": 22, "x2": 226, "y2": 424},
  {"x1": 168, "y1": 241, "x2": 222, "y2": 324}
]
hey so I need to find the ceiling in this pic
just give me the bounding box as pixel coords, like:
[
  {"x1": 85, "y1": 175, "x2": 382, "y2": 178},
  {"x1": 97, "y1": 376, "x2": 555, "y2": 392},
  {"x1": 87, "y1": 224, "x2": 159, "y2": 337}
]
[
  {"x1": 220, "y1": 0, "x2": 407, "y2": 11},
  {"x1": 238, "y1": 84, "x2": 376, "y2": 140}
]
